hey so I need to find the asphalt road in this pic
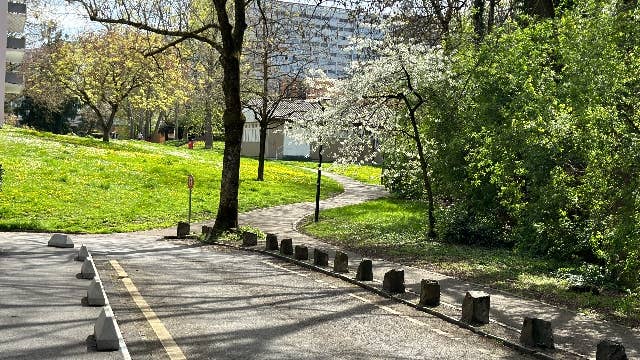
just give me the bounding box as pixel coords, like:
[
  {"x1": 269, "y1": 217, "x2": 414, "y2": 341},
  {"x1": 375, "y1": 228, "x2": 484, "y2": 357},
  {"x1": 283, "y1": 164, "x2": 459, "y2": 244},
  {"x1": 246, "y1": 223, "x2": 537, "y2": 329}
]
[{"x1": 95, "y1": 242, "x2": 534, "y2": 360}]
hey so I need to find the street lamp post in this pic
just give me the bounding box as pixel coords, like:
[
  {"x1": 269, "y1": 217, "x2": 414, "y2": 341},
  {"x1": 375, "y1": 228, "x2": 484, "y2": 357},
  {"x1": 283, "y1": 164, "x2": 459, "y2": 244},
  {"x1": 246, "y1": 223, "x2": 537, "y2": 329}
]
[{"x1": 314, "y1": 144, "x2": 323, "y2": 222}]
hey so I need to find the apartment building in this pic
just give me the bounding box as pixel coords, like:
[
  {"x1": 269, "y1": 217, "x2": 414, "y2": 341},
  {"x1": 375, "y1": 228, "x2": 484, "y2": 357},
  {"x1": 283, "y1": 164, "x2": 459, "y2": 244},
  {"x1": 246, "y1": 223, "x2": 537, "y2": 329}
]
[
  {"x1": 246, "y1": 0, "x2": 377, "y2": 80},
  {"x1": 1, "y1": 0, "x2": 26, "y2": 126}
]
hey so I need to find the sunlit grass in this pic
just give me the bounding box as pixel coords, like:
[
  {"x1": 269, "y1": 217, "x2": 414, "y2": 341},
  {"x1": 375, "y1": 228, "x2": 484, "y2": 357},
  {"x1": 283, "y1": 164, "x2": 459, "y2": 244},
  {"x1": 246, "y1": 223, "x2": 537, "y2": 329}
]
[
  {"x1": 302, "y1": 197, "x2": 640, "y2": 326},
  {"x1": 0, "y1": 126, "x2": 342, "y2": 233},
  {"x1": 280, "y1": 159, "x2": 382, "y2": 185}
]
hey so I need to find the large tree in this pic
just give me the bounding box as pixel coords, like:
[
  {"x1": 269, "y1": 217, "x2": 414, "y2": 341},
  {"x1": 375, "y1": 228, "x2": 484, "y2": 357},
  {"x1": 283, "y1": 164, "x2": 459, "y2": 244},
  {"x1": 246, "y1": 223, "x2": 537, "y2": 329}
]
[
  {"x1": 27, "y1": 29, "x2": 187, "y2": 142},
  {"x1": 296, "y1": 43, "x2": 455, "y2": 238},
  {"x1": 243, "y1": 0, "x2": 316, "y2": 180},
  {"x1": 70, "y1": 0, "x2": 250, "y2": 231}
]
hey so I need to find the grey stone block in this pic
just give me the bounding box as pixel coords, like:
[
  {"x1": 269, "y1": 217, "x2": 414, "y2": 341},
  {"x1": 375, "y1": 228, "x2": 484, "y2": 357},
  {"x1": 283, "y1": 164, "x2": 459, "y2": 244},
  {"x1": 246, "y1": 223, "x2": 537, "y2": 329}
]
[
  {"x1": 356, "y1": 259, "x2": 373, "y2": 281},
  {"x1": 48, "y1": 233, "x2": 74, "y2": 248},
  {"x1": 87, "y1": 279, "x2": 107, "y2": 306},
  {"x1": 419, "y1": 279, "x2": 440, "y2": 306},
  {"x1": 461, "y1": 291, "x2": 490, "y2": 325},
  {"x1": 177, "y1": 222, "x2": 190, "y2": 238},
  {"x1": 265, "y1": 233, "x2": 279, "y2": 250},
  {"x1": 94, "y1": 308, "x2": 120, "y2": 351},
  {"x1": 80, "y1": 258, "x2": 96, "y2": 280},
  {"x1": 242, "y1": 231, "x2": 258, "y2": 247},
  {"x1": 520, "y1": 317, "x2": 554, "y2": 349},
  {"x1": 76, "y1": 245, "x2": 90, "y2": 262},
  {"x1": 382, "y1": 269, "x2": 405, "y2": 294},
  {"x1": 333, "y1": 251, "x2": 349, "y2": 273},
  {"x1": 294, "y1": 245, "x2": 308, "y2": 260},
  {"x1": 597, "y1": 340, "x2": 628, "y2": 360},
  {"x1": 280, "y1": 238, "x2": 293, "y2": 255},
  {"x1": 313, "y1": 249, "x2": 329, "y2": 266}
]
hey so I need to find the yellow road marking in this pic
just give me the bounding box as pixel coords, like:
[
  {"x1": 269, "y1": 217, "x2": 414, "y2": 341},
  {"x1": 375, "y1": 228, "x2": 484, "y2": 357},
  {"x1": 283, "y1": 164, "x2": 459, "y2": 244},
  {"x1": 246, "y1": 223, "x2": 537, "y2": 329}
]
[{"x1": 110, "y1": 260, "x2": 187, "y2": 360}]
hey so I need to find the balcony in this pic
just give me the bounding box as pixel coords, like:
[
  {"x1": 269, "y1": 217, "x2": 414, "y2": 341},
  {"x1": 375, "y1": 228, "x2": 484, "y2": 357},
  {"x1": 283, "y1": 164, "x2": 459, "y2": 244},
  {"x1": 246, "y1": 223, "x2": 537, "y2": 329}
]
[
  {"x1": 7, "y1": 36, "x2": 25, "y2": 49},
  {"x1": 5, "y1": 71, "x2": 24, "y2": 94},
  {"x1": 7, "y1": 2, "x2": 27, "y2": 34},
  {"x1": 5, "y1": 37, "x2": 25, "y2": 63},
  {"x1": 8, "y1": 2, "x2": 27, "y2": 14}
]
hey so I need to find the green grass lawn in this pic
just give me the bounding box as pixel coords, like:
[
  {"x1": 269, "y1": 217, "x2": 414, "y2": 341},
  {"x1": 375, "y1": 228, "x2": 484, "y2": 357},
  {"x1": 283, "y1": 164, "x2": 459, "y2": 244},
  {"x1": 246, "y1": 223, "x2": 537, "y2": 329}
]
[
  {"x1": 301, "y1": 198, "x2": 640, "y2": 327},
  {"x1": 0, "y1": 127, "x2": 342, "y2": 233},
  {"x1": 280, "y1": 160, "x2": 382, "y2": 185}
]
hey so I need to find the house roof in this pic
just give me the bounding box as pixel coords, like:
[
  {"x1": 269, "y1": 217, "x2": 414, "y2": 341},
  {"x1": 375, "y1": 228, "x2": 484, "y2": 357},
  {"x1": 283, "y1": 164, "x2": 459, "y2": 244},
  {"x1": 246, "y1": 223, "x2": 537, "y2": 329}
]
[{"x1": 244, "y1": 98, "x2": 322, "y2": 120}]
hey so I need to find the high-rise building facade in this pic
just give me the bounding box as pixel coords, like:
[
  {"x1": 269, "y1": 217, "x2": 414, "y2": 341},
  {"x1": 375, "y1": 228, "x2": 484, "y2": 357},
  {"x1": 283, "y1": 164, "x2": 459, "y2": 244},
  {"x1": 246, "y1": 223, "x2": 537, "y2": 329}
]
[
  {"x1": 246, "y1": 0, "x2": 377, "y2": 81},
  {"x1": 1, "y1": 0, "x2": 26, "y2": 127}
]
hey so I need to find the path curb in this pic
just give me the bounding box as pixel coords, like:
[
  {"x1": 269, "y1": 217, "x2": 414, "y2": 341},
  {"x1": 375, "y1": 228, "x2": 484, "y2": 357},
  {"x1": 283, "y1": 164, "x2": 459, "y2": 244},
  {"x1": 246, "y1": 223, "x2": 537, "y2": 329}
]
[{"x1": 206, "y1": 239, "x2": 563, "y2": 360}]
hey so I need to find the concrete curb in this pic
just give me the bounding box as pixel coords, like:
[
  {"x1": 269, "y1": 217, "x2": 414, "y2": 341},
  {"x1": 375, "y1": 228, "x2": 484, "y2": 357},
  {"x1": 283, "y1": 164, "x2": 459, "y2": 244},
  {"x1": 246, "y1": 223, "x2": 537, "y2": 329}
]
[
  {"x1": 80, "y1": 248, "x2": 130, "y2": 359},
  {"x1": 207, "y1": 239, "x2": 568, "y2": 360}
]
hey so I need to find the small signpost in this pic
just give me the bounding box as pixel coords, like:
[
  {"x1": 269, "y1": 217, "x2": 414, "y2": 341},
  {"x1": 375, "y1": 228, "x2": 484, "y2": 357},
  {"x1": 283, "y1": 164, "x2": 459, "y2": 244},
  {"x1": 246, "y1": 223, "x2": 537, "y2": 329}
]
[{"x1": 187, "y1": 174, "x2": 194, "y2": 224}]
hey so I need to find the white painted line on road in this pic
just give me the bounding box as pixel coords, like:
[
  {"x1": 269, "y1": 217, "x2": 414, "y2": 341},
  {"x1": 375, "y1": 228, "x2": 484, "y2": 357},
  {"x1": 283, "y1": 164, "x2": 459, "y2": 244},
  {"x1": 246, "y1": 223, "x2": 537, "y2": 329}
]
[
  {"x1": 262, "y1": 260, "x2": 453, "y2": 339},
  {"x1": 110, "y1": 260, "x2": 187, "y2": 360}
]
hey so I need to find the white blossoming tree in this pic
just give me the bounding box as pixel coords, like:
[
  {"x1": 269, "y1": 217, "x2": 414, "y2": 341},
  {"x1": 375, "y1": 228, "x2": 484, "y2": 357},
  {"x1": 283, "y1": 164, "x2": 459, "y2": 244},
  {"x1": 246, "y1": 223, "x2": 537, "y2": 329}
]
[{"x1": 296, "y1": 43, "x2": 456, "y2": 238}]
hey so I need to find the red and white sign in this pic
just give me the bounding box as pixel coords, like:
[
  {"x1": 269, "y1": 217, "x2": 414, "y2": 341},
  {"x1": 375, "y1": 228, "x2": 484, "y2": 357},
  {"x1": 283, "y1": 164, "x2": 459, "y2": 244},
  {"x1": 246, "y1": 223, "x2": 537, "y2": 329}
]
[{"x1": 187, "y1": 175, "x2": 195, "y2": 189}]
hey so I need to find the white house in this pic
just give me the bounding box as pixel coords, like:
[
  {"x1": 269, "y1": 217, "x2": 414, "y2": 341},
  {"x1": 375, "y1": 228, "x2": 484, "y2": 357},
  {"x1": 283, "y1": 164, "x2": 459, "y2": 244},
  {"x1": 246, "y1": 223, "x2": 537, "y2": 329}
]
[{"x1": 241, "y1": 99, "x2": 322, "y2": 159}]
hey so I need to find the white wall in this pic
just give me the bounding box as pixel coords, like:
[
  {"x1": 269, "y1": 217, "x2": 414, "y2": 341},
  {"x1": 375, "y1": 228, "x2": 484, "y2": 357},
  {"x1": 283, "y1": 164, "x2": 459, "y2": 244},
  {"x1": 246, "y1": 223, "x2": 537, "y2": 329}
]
[
  {"x1": 283, "y1": 129, "x2": 310, "y2": 157},
  {"x1": 0, "y1": 1, "x2": 7, "y2": 127}
]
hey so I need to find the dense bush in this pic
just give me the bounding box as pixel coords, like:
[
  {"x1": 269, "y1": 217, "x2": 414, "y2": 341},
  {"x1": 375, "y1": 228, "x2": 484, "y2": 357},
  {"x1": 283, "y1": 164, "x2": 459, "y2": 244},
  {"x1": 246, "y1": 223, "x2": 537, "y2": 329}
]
[{"x1": 375, "y1": 0, "x2": 639, "y2": 288}]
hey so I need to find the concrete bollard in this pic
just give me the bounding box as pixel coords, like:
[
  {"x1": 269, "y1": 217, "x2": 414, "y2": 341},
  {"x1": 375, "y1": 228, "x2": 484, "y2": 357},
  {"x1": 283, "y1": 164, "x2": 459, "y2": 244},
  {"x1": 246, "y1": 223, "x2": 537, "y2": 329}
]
[
  {"x1": 294, "y1": 245, "x2": 308, "y2": 260},
  {"x1": 80, "y1": 257, "x2": 96, "y2": 280},
  {"x1": 265, "y1": 233, "x2": 279, "y2": 251},
  {"x1": 48, "y1": 233, "x2": 74, "y2": 248},
  {"x1": 419, "y1": 279, "x2": 440, "y2": 307},
  {"x1": 333, "y1": 251, "x2": 349, "y2": 273},
  {"x1": 76, "y1": 245, "x2": 90, "y2": 262},
  {"x1": 596, "y1": 340, "x2": 628, "y2": 360},
  {"x1": 94, "y1": 307, "x2": 120, "y2": 351},
  {"x1": 461, "y1": 291, "x2": 490, "y2": 325},
  {"x1": 520, "y1": 317, "x2": 554, "y2": 349},
  {"x1": 177, "y1": 222, "x2": 190, "y2": 238},
  {"x1": 242, "y1": 231, "x2": 258, "y2": 247},
  {"x1": 313, "y1": 249, "x2": 329, "y2": 266},
  {"x1": 382, "y1": 269, "x2": 405, "y2": 294},
  {"x1": 87, "y1": 279, "x2": 107, "y2": 306},
  {"x1": 356, "y1": 259, "x2": 373, "y2": 281},
  {"x1": 280, "y1": 238, "x2": 293, "y2": 255}
]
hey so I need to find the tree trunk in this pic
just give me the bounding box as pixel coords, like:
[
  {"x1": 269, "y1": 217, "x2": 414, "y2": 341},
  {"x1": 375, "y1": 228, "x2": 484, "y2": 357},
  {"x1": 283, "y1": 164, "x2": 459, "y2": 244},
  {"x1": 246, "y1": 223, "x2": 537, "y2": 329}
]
[
  {"x1": 409, "y1": 109, "x2": 436, "y2": 239},
  {"x1": 127, "y1": 104, "x2": 134, "y2": 139},
  {"x1": 257, "y1": 121, "x2": 267, "y2": 181},
  {"x1": 153, "y1": 111, "x2": 164, "y2": 135},
  {"x1": 101, "y1": 125, "x2": 110, "y2": 142},
  {"x1": 523, "y1": 0, "x2": 555, "y2": 18},
  {"x1": 473, "y1": 0, "x2": 485, "y2": 42},
  {"x1": 204, "y1": 99, "x2": 214, "y2": 149},
  {"x1": 213, "y1": 53, "x2": 245, "y2": 232},
  {"x1": 488, "y1": 0, "x2": 496, "y2": 33}
]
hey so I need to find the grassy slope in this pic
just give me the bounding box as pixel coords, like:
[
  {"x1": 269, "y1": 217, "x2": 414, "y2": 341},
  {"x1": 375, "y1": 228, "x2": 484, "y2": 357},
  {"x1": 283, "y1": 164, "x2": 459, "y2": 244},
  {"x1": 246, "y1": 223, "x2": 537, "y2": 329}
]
[
  {"x1": 302, "y1": 198, "x2": 640, "y2": 327},
  {"x1": 0, "y1": 127, "x2": 342, "y2": 233},
  {"x1": 280, "y1": 160, "x2": 382, "y2": 185}
]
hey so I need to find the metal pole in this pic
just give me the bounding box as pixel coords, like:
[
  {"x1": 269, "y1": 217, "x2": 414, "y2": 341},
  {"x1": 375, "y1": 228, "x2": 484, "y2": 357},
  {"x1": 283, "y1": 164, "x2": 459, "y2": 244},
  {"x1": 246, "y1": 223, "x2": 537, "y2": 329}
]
[
  {"x1": 188, "y1": 187, "x2": 192, "y2": 225},
  {"x1": 314, "y1": 145, "x2": 323, "y2": 223}
]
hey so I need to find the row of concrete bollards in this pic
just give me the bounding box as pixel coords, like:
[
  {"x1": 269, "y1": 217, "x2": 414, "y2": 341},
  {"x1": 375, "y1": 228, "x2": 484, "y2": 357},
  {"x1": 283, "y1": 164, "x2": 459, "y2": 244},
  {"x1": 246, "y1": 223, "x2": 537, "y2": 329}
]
[
  {"x1": 48, "y1": 234, "x2": 125, "y2": 353},
  {"x1": 231, "y1": 229, "x2": 629, "y2": 360}
]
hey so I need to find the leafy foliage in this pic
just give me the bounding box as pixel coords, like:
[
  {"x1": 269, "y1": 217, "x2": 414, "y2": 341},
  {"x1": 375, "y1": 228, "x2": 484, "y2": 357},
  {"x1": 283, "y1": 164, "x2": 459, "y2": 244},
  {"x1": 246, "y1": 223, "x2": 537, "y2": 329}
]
[
  {"x1": 26, "y1": 29, "x2": 190, "y2": 142},
  {"x1": 301, "y1": 0, "x2": 640, "y2": 290}
]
